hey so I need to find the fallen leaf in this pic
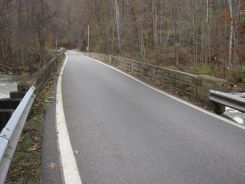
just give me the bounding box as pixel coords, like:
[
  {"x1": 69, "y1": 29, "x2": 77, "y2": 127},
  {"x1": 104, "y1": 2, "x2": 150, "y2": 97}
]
[
  {"x1": 47, "y1": 162, "x2": 57, "y2": 169},
  {"x1": 32, "y1": 136, "x2": 39, "y2": 141},
  {"x1": 18, "y1": 136, "x2": 24, "y2": 143},
  {"x1": 74, "y1": 150, "x2": 80, "y2": 155},
  {"x1": 28, "y1": 143, "x2": 38, "y2": 152}
]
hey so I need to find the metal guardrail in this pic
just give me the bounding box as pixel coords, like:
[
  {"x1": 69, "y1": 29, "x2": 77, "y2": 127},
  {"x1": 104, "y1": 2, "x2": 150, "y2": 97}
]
[
  {"x1": 0, "y1": 86, "x2": 35, "y2": 183},
  {"x1": 0, "y1": 51, "x2": 65, "y2": 183},
  {"x1": 209, "y1": 90, "x2": 245, "y2": 114}
]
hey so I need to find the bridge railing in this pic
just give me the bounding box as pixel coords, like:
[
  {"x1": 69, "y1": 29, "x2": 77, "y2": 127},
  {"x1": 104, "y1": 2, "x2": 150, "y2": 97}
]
[{"x1": 84, "y1": 52, "x2": 229, "y2": 101}]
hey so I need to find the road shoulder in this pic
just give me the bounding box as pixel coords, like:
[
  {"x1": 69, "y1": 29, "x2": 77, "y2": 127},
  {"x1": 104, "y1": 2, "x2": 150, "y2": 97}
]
[{"x1": 41, "y1": 69, "x2": 63, "y2": 184}]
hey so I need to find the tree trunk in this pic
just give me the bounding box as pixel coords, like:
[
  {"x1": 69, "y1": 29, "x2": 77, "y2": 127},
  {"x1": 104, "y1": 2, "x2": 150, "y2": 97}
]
[
  {"x1": 114, "y1": 0, "x2": 121, "y2": 53},
  {"x1": 228, "y1": 0, "x2": 234, "y2": 65}
]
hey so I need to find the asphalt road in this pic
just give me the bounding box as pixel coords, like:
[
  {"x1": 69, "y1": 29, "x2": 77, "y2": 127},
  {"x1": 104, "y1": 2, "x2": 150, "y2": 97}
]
[{"x1": 62, "y1": 51, "x2": 245, "y2": 184}]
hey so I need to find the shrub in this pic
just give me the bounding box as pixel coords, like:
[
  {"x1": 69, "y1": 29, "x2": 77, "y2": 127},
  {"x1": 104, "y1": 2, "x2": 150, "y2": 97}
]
[
  {"x1": 196, "y1": 64, "x2": 215, "y2": 75},
  {"x1": 230, "y1": 68, "x2": 245, "y2": 83},
  {"x1": 240, "y1": 15, "x2": 245, "y2": 24}
]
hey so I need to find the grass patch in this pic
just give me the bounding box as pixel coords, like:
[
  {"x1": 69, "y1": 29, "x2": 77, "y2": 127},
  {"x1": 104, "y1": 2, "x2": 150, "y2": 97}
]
[{"x1": 5, "y1": 85, "x2": 51, "y2": 184}]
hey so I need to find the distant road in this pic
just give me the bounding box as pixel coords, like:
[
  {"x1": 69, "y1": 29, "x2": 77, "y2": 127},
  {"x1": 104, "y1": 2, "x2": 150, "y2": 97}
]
[{"x1": 61, "y1": 50, "x2": 245, "y2": 184}]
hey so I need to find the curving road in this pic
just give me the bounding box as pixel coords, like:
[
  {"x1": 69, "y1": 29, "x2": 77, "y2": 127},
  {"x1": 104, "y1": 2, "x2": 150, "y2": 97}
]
[{"x1": 61, "y1": 50, "x2": 245, "y2": 184}]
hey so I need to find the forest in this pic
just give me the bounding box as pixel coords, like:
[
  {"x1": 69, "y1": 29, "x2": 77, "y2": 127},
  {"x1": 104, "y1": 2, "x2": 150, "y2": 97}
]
[{"x1": 0, "y1": 0, "x2": 244, "y2": 80}]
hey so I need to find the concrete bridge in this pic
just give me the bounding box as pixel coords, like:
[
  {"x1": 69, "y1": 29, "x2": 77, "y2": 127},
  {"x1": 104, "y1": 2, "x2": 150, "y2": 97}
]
[{"x1": 42, "y1": 50, "x2": 245, "y2": 184}]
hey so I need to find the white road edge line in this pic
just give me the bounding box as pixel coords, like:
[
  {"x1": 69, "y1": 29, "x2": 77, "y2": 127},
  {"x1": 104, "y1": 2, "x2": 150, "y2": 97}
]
[
  {"x1": 82, "y1": 53, "x2": 245, "y2": 131},
  {"x1": 56, "y1": 53, "x2": 83, "y2": 184}
]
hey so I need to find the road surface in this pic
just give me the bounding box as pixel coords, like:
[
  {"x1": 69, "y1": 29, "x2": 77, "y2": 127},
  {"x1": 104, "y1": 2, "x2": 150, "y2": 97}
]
[{"x1": 61, "y1": 51, "x2": 245, "y2": 184}]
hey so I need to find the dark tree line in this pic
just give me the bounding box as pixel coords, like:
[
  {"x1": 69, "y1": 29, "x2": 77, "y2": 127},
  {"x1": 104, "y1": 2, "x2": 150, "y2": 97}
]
[
  {"x1": 1, "y1": 0, "x2": 244, "y2": 78},
  {"x1": 0, "y1": 0, "x2": 58, "y2": 69}
]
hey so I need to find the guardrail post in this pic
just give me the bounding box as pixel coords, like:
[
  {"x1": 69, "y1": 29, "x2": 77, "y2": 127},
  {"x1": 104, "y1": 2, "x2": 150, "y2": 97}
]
[
  {"x1": 153, "y1": 67, "x2": 156, "y2": 78},
  {"x1": 211, "y1": 102, "x2": 225, "y2": 114},
  {"x1": 109, "y1": 55, "x2": 112, "y2": 65}
]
